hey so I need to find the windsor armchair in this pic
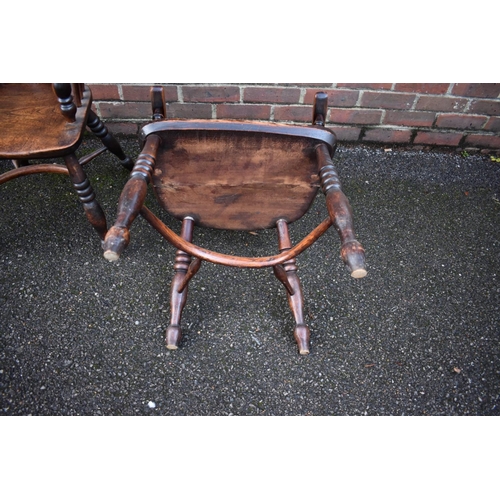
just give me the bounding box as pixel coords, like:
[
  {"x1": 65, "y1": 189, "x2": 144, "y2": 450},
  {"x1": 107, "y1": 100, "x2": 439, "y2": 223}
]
[
  {"x1": 103, "y1": 87, "x2": 366, "y2": 354},
  {"x1": 0, "y1": 83, "x2": 134, "y2": 242}
]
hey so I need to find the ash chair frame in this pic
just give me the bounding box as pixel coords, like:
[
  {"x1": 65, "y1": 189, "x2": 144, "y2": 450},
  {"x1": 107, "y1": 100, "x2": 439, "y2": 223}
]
[
  {"x1": 103, "y1": 87, "x2": 366, "y2": 354},
  {"x1": 0, "y1": 83, "x2": 134, "y2": 242}
]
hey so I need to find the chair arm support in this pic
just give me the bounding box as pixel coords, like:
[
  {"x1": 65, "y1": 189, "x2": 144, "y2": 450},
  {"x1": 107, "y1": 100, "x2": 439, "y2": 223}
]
[
  {"x1": 316, "y1": 144, "x2": 367, "y2": 278},
  {"x1": 103, "y1": 134, "x2": 160, "y2": 261}
]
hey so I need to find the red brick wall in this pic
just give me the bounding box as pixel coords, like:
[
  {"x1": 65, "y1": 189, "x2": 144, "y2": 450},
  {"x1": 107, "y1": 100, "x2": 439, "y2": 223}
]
[{"x1": 89, "y1": 83, "x2": 500, "y2": 152}]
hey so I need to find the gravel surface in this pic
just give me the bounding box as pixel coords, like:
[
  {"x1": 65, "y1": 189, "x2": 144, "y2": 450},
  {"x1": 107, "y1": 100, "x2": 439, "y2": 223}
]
[{"x1": 1, "y1": 136, "x2": 499, "y2": 415}]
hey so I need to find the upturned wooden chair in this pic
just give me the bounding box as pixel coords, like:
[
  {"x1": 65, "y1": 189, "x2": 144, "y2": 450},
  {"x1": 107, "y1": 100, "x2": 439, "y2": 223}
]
[
  {"x1": 103, "y1": 87, "x2": 366, "y2": 354},
  {"x1": 0, "y1": 83, "x2": 134, "y2": 242}
]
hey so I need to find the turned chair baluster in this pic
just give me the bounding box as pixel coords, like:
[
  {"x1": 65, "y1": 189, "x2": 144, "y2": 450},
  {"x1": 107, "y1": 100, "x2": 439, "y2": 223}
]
[
  {"x1": 53, "y1": 83, "x2": 77, "y2": 122},
  {"x1": 166, "y1": 217, "x2": 198, "y2": 350},
  {"x1": 275, "y1": 219, "x2": 311, "y2": 355},
  {"x1": 151, "y1": 86, "x2": 167, "y2": 121}
]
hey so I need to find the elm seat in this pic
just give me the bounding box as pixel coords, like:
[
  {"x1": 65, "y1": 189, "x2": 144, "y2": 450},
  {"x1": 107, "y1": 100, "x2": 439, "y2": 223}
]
[
  {"x1": 0, "y1": 83, "x2": 134, "y2": 242},
  {"x1": 103, "y1": 87, "x2": 367, "y2": 355},
  {"x1": 146, "y1": 120, "x2": 336, "y2": 230}
]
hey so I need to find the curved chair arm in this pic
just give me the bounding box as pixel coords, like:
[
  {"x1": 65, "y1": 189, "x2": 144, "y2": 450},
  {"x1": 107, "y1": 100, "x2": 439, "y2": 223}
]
[
  {"x1": 139, "y1": 205, "x2": 333, "y2": 269},
  {"x1": 103, "y1": 134, "x2": 160, "y2": 260}
]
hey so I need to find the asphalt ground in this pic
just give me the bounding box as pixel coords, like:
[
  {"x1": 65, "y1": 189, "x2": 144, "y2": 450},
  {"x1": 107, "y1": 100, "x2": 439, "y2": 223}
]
[{"x1": 1, "y1": 136, "x2": 499, "y2": 416}]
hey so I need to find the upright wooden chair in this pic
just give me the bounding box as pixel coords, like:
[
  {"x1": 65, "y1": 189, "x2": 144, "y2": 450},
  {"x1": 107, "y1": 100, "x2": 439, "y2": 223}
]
[
  {"x1": 103, "y1": 87, "x2": 366, "y2": 354},
  {"x1": 0, "y1": 83, "x2": 134, "y2": 242}
]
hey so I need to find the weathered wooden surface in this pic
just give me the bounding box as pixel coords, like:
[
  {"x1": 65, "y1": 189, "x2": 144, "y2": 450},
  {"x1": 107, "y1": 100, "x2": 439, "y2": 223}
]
[
  {"x1": 103, "y1": 90, "x2": 365, "y2": 354},
  {"x1": 0, "y1": 83, "x2": 134, "y2": 241},
  {"x1": 151, "y1": 123, "x2": 336, "y2": 230},
  {"x1": 0, "y1": 83, "x2": 90, "y2": 159}
]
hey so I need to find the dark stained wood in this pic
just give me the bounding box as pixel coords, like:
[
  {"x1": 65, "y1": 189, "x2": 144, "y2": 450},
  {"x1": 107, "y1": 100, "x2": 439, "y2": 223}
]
[
  {"x1": 313, "y1": 91, "x2": 328, "y2": 126},
  {"x1": 0, "y1": 83, "x2": 89, "y2": 159},
  {"x1": 178, "y1": 257, "x2": 202, "y2": 293},
  {"x1": 138, "y1": 205, "x2": 333, "y2": 268},
  {"x1": 141, "y1": 119, "x2": 336, "y2": 151},
  {"x1": 103, "y1": 135, "x2": 160, "y2": 260},
  {"x1": 71, "y1": 83, "x2": 83, "y2": 107},
  {"x1": 151, "y1": 86, "x2": 167, "y2": 121},
  {"x1": 104, "y1": 89, "x2": 366, "y2": 354},
  {"x1": 64, "y1": 152, "x2": 107, "y2": 240},
  {"x1": 53, "y1": 83, "x2": 77, "y2": 122},
  {"x1": 0, "y1": 83, "x2": 134, "y2": 241},
  {"x1": 0, "y1": 164, "x2": 69, "y2": 185},
  {"x1": 275, "y1": 219, "x2": 311, "y2": 355},
  {"x1": 165, "y1": 217, "x2": 196, "y2": 350},
  {"x1": 151, "y1": 125, "x2": 334, "y2": 230},
  {"x1": 316, "y1": 143, "x2": 367, "y2": 278},
  {"x1": 86, "y1": 110, "x2": 134, "y2": 170}
]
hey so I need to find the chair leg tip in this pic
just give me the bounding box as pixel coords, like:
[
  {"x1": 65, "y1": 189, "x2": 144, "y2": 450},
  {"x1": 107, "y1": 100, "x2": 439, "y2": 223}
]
[
  {"x1": 294, "y1": 325, "x2": 311, "y2": 355},
  {"x1": 166, "y1": 325, "x2": 182, "y2": 350},
  {"x1": 351, "y1": 268, "x2": 367, "y2": 279},
  {"x1": 103, "y1": 250, "x2": 120, "y2": 262}
]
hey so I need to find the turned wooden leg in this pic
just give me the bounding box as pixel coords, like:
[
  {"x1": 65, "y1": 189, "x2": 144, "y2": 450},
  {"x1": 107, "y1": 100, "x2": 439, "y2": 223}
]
[
  {"x1": 103, "y1": 135, "x2": 160, "y2": 260},
  {"x1": 87, "y1": 109, "x2": 134, "y2": 170},
  {"x1": 64, "y1": 153, "x2": 107, "y2": 241},
  {"x1": 166, "y1": 217, "x2": 201, "y2": 350},
  {"x1": 274, "y1": 219, "x2": 311, "y2": 355},
  {"x1": 316, "y1": 143, "x2": 367, "y2": 278}
]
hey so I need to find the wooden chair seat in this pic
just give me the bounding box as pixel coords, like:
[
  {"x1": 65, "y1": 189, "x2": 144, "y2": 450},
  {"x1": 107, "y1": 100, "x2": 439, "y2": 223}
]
[
  {"x1": 145, "y1": 120, "x2": 335, "y2": 230},
  {"x1": 0, "y1": 84, "x2": 90, "y2": 159},
  {"x1": 0, "y1": 83, "x2": 134, "y2": 242},
  {"x1": 103, "y1": 87, "x2": 367, "y2": 355}
]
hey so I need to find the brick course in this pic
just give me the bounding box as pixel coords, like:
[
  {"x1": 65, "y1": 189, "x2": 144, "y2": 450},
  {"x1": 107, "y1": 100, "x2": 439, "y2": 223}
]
[
  {"x1": 243, "y1": 87, "x2": 301, "y2": 104},
  {"x1": 303, "y1": 89, "x2": 359, "y2": 107},
  {"x1": 360, "y1": 91, "x2": 416, "y2": 110},
  {"x1": 329, "y1": 108, "x2": 383, "y2": 125},
  {"x1": 451, "y1": 83, "x2": 500, "y2": 99},
  {"x1": 363, "y1": 128, "x2": 413, "y2": 143},
  {"x1": 89, "y1": 83, "x2": 500, "y2": 151},
  {"x1": 394, "y1": 83, "x2": 450, "y2": 94},
  {"x1": 182, "y1": 86, "x2": 240, "y2": 103},
  {"x1": 217, "y1": 104, "x2": 271, "y2": 120},
  {"x1": 415, "y1": 95, "x2": 468, "y2": 112},
  {"x1": 383, "y1": 110, "x2": 436, "y2": 127},
  {"x1": 435, "y1": 114, "x2": 488, "y2": 130}
]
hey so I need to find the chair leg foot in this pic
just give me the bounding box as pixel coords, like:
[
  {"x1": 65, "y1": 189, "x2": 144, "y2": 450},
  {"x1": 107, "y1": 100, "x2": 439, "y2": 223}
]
[
  {"x1": 166, "y1": 325, "x2": 181, "y2": 349},
  {"x1": 165, "y1": 218, "x2": 196, "y2": 350},
  {"x1": 275, "y1": 220, "x2": 312, "y2": 355},
  {"x1": 294, "y1": 325, "x2": 311, "y2": 355},
  {"x1": 64, "y1": 153, "x2": 107, "y2": 241}
]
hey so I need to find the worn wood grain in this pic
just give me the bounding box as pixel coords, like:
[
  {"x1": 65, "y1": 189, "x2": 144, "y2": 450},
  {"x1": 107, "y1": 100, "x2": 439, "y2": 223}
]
[{"x1": 151, "y1": 125, "x2": 335, "y2": 230}]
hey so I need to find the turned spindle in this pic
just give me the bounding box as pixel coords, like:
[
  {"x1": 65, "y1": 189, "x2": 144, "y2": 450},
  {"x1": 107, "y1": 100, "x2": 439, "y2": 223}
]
[
  {"x1": 53, "y1": 83, "x2": 77, "y2": 122},
  {"x1": 275, "y1": 219, "x2": 311, "y2": 355},
  {"x1": 166, "y1": 218, "x2": 200, "y2": 350},
  {"x1": 86, "y1": 110, "x2": 134, "y2": 170}
]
